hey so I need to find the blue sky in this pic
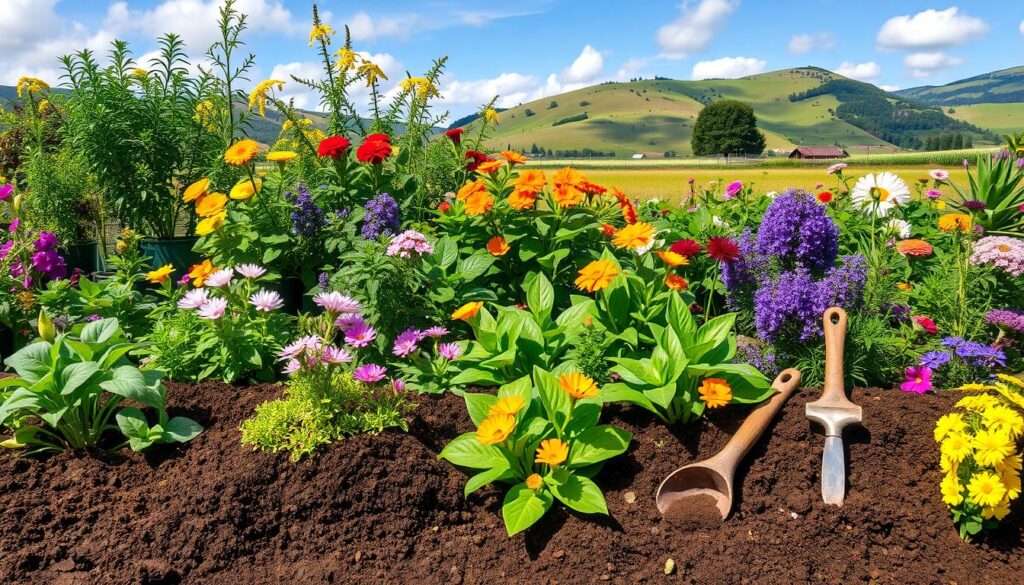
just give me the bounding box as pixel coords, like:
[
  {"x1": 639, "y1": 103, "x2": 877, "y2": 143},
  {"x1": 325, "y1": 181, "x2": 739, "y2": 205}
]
[{"x1": 2, "y1": 1, "x2": 1022, "y2": 117}]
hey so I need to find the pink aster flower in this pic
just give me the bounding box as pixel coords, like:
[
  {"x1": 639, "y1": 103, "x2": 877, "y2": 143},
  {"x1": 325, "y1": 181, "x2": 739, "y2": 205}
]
[
  {"x1": 391, "y1": 378, "x2": 407, "y2": 394},
  {"x1": 236, "y1": 263, "x2": 267, "y2": 279},
  {"x1": 970, "y1": 236, "x2": 1024, "y2": 276},
  {"x1": 204, "y1": 268, "x2": 234, "y2": 288},
  {"x1": 282, "y1": 359, "x2": 302, "y2": 375},
  {"x1": 826, "y1": 163, "x2": 847, "y2": 175},
  {"x1": 392, "y1": 328, "x2": 422, "y2": 357},
  {"x1": 345, "y1": 322, "x2": 377, "y2": 348},
  {"x1": 279, "y1": 340, "x2": 306, "y2": 360},
  {"x1": 385, "y1": 230, "x2": 434, "y2": 258},
  {"x1": 437, "y1": 342, "x2": 462, "y2": 361},
  {"x1": 8, "y1": 218, "x2": 19, "y2": 232},
  {"x1": 925, "y1": 189, "x2": 942, "y2": 199},
  {"x1": 723, "y1": 181, "x2": 742, "y2": 200},
  {"x1": 197, "y1": 297, "x2": 228, "y2": 320},
  {"x1": 249, "y1": 289, "x2": 283, "y2": 312},
  {"x1": 322, "y1": 345, "x2": 353, "y2": 364},
  {"x1": 313, "y1": 291, "x2": 361, "y2": 314},
  {"x1": 423, "y1": 326, "x2": 448, "y2": 338},
  {"x1": 930, "y1": 169, "x2": 949, "y2": 181},
  {"x1": 353, "y1": 363, "x2": 387, "y2": 383},
  {"x1": 178, "y1": 288, "x2": 209, "y2": 309},
  {"x1": 335, "y1": 313, "x2": 365, "y2": 332},
  {"x1": 900, "y1": 366, "x2": 932, "y2": 394}
]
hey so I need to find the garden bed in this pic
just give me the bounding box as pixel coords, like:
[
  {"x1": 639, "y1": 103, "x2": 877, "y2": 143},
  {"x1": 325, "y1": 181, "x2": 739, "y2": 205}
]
[{"x1": 0, "y1": 382, "x2": 1020, "y2": 585}]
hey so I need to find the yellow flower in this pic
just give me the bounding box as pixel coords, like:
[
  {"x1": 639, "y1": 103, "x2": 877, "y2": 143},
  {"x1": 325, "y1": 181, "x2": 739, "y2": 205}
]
[
  {"x1": 145, "y1": 264, "x2": 174, "y2": 284},
  {"x1": 535, "y1": 438, "x2": 569, "y2": 467},
  {"x1": 267, "y1": 151, "x2": 298, "y2": 164},
  {"x1": 559, "y1": 372, "x2": 599, "y2": 400},
  {"x1": 463, "y1": 192, "x2": 494, "y2": 216},
  {"x1": 224, "y1": 139, "x2": 260, "y2": 166},
  {"x1": 996, "y1": 453, "x2": 1022, "y2": 474},
  {"x1": 183, "y1": 178, "x2": 210, "y2": 203},
  {"x1": 982, "y1": 405, "x2": 1024, "y2": 439},
  {"x1": 525, "y1": 473, "x2": 544, "y2": 491},
  {"x1": 358, "y1": 60, "x2": 387, "y2": 86},
  {"x1": 132, "y1": 68, "x2": 147, "y2": 77},
  {"x1": 967, "y1": 471, "x2": 1006, "y2": 508},
  {"x1": 935, "y1": 199, "x2": 947, "y2": 210},
  {"x1": 230, "y1": 179, "x2": 262, "y2": 201},
  {"x1": 188, "y1": 260, "x2": 215, "y2": 287},
  {"x1": 401, "y1": 77, "x2": 439, "y2": 100},
  {"x1": 956, "y1": 394, "x2": 1000, "y2": 412},
  {"x1": 501, "y1": 151, "x2": 527, "y2": 165},
  {"x1": 699, "y1": 378, "x2": 733, "y2": 409},
  {"x1": 938, "y1": 213, "x2": 971, "y2": 233},
  {"x1": 476, "y1": 414, "x2": 515, "y2": 445},
  {"x1": 335, "y1": 48, "x2": 359, "y2": 70},
  {"x1": 486, "y1": 236, "x2": 510, "y2": 257},
  {"x1": 249, "y1": 79, "x2": 284, "y2": 117},
  {"x1": 655, "y1": 250, "x2": 689, "y2": 267},
  {"x1": 484, "y1": 107, "x2": 500, "y2": 124},
  {"x1": 939, "y1": 454, "x2": 958, "y2": 475},
  {"x1": 896, "y1": 282, "x2": 913, "y2": 291},
  {"x1": 982, "y1": 498, "x2": 1012, "y2": 521},
  {"x1": 575, "y1": 259, "x2": 620, "y2": 292},
  {"x1": 940, "y1": 472, "x2": 963, "y2": 507},
  {"x1": 194, "y1": 100, "x2": 216, "y2": 131},
  {"x1": 613, "y1": 222, "x2": 656, "y2": 250},
  {"x1": 973, "y1": 429, "x2": 1015, "y2": 467},
  {"x1": 934, "y1": 413, "x2": 967, "y2": 443},
  {"x1": 941, "y1": 432, "x2": 973, "y2": 463},
  {"x1": 1001, "y1": 467, "x2": 1021, "y2": 500},
  {"x1": 37, "y1": 99, "x2": 52, "y2": 115},
  {"x1": 451, "y1": 301, "x2": 484, "y2": 321},
  {"x1": 15, "y1": 76, "x2": 49, "y2": 98},
  {"x1": 489, "y1": 396, "x2": 525, "y2": 418},
  {"x1": 195, "y1": 211, "x2": 226, "y2": 236},
  {"x1": 195, "y1": 192, "x2": 228, "y2": 217},
  {"x1": 309, "y1": 23, "x2": 336, "y2": 46}
]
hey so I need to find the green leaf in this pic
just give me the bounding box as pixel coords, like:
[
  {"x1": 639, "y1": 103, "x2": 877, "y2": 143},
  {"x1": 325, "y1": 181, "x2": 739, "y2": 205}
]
[
  {"x1": 525, "y1": 272, "x2": 555, "y2": 322},
  {"x1": 464, "y1": 392, "x2": 498, "y2": 426},
  {"x1": 460, "y1": 251, "x2": 496, "y2": 281},
  {"x1": 549, "y1": 474, "x2": 608, "y2": 515},
  {"x1": 644, "y1": 382, "x2": 678, "y2": 411},
  {"x1": 0, "y1": 388, "x2": 43, "y2": 425},
  {"x1": 164, "y1": 417, "x2": 203, "y2": 443},
  {"x1": 58, "y1": 361, "x2": 101, "y2": 396},
  {"x1": 599, "y1": 383, "x2": 657, "y2": 413},
  {"x1": 692, "y1": 314, "x2": 736, "y2": 360},
  {"x1": 100, "y1": 366, "x2": 164, "y2": 410},
  {"x1": 439, "y1": 432, "x2": 509, "y2": 469},
  {"x1": 502, "y1": 483, "x2": 553, "y2": 536},
  {"x1": 568, "y1": 425, "x2": 632, "y2": 467},
  {"x1": 464, "y1": 463, "x2": 512, "y2": 497},
  {"x1": 608, "y1": 357, "x2": 660, "y2": 386},
  {"x1": 534, "y1": 366, "x2": 571, "y2": 430},
  {"x1": 80, "y1": 318, "x2": 120, "y2": 345},
  {"x1": 666, "y1": 293, "x2": 696, "y2": 345},
  {"x1": 5, "y1": 341, "x2": 53, "y2": 383},
  {"x1": 115, "y1": 407, "x2": 150, "y2": 440}
]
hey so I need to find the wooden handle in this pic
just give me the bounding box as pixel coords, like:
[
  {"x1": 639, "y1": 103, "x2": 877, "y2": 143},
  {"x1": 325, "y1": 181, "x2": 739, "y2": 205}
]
[
  {"x1": 712, "y1": 369, "x2": 801, "y2": 472},
  {"x1": 821, "y1": 307, "x2": 849, "y2": 405}
]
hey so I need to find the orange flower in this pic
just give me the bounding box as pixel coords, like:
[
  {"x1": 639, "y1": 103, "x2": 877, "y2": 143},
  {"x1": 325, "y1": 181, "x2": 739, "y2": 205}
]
[
  {"x1": 611, "y1": 188, "x2": 637, "y2": 224},
  {"x1": 655, "y1": 250, "x2": 689, "y2": 267},
  {"x1": 463, "y1": 191, "x2": 494, "y2": 216},
  {"x1": 600, "y1": 223, "x2": 616, "y2": 237},
  {"x1": 666, "y1": 274, "x2": 688, "y2": 291},
  {"x1": 578, "y1": 179, "x2": 606, "y2": 195},
  {"x1": 553, "y1": 166, "x2": 584, "y2": 188},
  {"x1": 146, "y1": 264, "x2": 174, "y2": 284},
  {"x1": 451, "y1": 301, "x2": 484, "y2": 321},
  {"x1": 187, "y1": 260, "x2": 215, "y2": 287},
  {"x1": 938, "y1": 213, "x2": 971, "y2": 233},
  {"x1": 476, "y1": 160, "x2": 504, "y2": 174},
  {"x1": 552, "y1": 184, "x2": 583, "y2": 207},
  {"x1": 476, "y1": 414, "x2": 515, "y2": 445},
  {"x1": 559, "y1": 372, "x2": 599, "y2": 399},
  {"x1": 535, "y1": 438, "x2": 569, "y2": 466},
  {"x1": 514, "y1": 169, "x2": 546, "y2": 193},
  {"x1": 896, "y1": 239, "x2": 934, "y2": 257},
  {"x1": 575, "y1": 259, "x2": 619, "y2": 292},
  {"x1": 699, "y1": 378, "x2": 732, "y2": 409},
  {"x1": 897, "y1": 282, "x2": 913, "y2": 291},
  {"x1": 508, "y1": 189, "x2": 537, "y2": 211},
  {"x1": 183, "y1": 178, "x2": 210, "y2": 203},
  {"x1": 612, "y1": 222, "x2": 655, "y2": 250},
  {"x1": 525, "y1": 473, "x2": 544, "y2": 491},
  {"x1": 224, "y1": 139, "x2": 260, "y2": 166},
  {"x1": 489, "y1": 396, "x2": 526, "y2": 417},
  {"x1": 486, "y1": 235, "x2": 510, "y2": 256},
  {"x1": 195, "y1": 192, "x2": 228, "y2": 217},
  {"x1": 501, "y1": 151, "x2": 527, "y2": 165},
  {"x1": 456, "y1": 179, "x2": 487, "y2": 201}
]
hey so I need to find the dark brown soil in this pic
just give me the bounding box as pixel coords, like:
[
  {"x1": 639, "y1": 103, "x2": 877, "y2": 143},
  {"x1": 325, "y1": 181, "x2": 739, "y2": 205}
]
[
  {"x1": 663, "y1": 494, "x2": 723, "y2": 530},
  {"x1": 0, "y1": 383, "x2": 1021, "y2": 584}
]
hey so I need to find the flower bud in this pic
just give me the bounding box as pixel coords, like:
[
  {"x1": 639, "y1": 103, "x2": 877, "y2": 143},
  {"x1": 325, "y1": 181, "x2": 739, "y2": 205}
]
[
  {"x1": 37, "y1": 309, "x2": 55, "y2": 343},
  {"x1": 12, "y1": 194, "x2": 22, "y2": 213}
]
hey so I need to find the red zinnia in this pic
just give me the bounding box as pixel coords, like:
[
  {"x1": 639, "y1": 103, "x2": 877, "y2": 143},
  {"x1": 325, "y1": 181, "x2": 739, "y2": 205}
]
[
  {"x1": 465, "y1": 150, "x2": 493, "y2": 172},
  {"x1": 445, "y1": 128, "x2": 463, "y2": 146},
  {"x1": 438, "y1": 201, "x2": 451, "y2": 213},
  {"x1": 817, "y1": 191, "x2": 833, "y2": 204},
  {"x1": 600, "y1": 223, "x2": 616, "y2": 237},
  {"x1": 317, "y1": 135, "x2": 351, "y2": 159},
  {"x1": 356, "y1": 134, "x2": 392, "y2": 165},
  {"x1": 706, "y1": 237, "x2": 740, "y2": 262},
  {"x1": 913, "y1": 315, "x2": 938, "y2": 335},
  {"x1": 669, "y1": 239, "x2": 702, "y2": 257}
]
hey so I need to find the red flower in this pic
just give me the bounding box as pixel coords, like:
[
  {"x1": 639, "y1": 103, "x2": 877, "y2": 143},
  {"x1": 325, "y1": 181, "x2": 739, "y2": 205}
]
[
  {"x1": 438, "y1": 201, "x2": 451, "y2": 213},
  {"x1": 817, "y1": 191, "x2": 833, "y2": 204},
  {"x1": 464, "y1": 150, "x2": 494, "y2": 172},
  {"x1": 317, "y1": 135, "x2": 351, "y2": 159},
  {"x1": 445, "y1": 128, "x2": 463, "y2": 146},
  {"x1": 706, "y1": 237, "x2": 740, "y2": 262},
  {"x1": 600, "y1": 223, "x2": 616, "y2": 237},
  {"x1": 669, "y1": 239, "x2": 702, "y2": 257},
  {"x1": 356, "y1": 134, "x2": 392, "y2": 165},
  {"x1": 913, "y1": 315, "x2": 938, "y2": 335}
]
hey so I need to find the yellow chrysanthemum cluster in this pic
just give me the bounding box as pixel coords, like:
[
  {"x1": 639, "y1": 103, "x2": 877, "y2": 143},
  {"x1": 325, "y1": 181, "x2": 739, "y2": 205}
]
[
  {"x1": 248, "y1": 79, "x2": 285, "y2": 117},
  {"x1": 16, "y1": 76, "x2": 49, "y2": 98},
  {"x1": 400, "y1": 77, "x2": 439, "y2": 100},
  {"x1": 935, "y1": 383, "x2": 1023, "y2": 530},
  {"x1": 193, "y1": 100, "x2": 216, "y2": 131},
  {"x1": 309, "y1": 23, "x2": 336, "y2": 46}
]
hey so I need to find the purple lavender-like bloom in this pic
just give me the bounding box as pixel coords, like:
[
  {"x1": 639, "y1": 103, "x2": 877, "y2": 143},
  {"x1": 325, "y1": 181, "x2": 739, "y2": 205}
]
[
  {"x1": 721, "y1": 230, "x2": 765, "y2": 292},
  {"x1": 353, "y1": 363, "x2": 387, "y2": 383},
  {"x1": 286, "y1": 183, "x2": 324, "y2": 238},
  {"x1": 755, "y1": 189, "x2": 839, "y2": 271},
  {"x1": 361, "y1": 193, "x2": 400, "y2": 240},
  {"x1": 318, "y1": 271, "x2": 330, "y2": 292},
  {"x1": 920, "y1": 351, "x2": 951, "y2": 369},
  {"x1": 954, "y1": 340, "x2": 1007, "y2": 368},
  {"x1": 437, "y1": 342, "x2": 463, "y2": 360},
  {"x1": 986, "y1": 309, "x2": 1024, "y2": 333},
  {"x1": 963, "y1": 200, "x2": 986, "y2": 211}
]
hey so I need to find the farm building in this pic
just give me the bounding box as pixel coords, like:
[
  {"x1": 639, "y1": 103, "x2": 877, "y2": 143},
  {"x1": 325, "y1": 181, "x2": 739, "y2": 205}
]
[
  {"x1": 631, "y1": 153, "x2": 646, "y2": 159},
  {"x1": 788, "y1": 146, "x2": 849, "y2": 160}
]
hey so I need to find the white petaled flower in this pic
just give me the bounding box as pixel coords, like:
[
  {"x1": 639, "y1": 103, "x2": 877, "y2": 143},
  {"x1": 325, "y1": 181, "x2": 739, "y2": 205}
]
[
  {"x1": 712, "y1": 215, "x2": 729, "y2": 228},
  {"x1": 178, "y1": 288, "x2": 209, "y2": 309},
  {"x1": 885, "y1": 218, "x2": 912, "y2": 239},
  {"x1": 249, "y1": 289, "x2": 283, "y2": 312},
  {"x1": 282, "y1": 359, "x2": 302, "y2": 375},
  {"x1": 850, "y1": 172, "x2": 910, "y2": 217},
  {"x1": 313, "y1": 291, "x2": 361, "y2": 314},
  {"x1": 322, "y1": 345, "x2": 353, "y2": 364},
  {"x1": 236, "y1": 263, "x2": 267, "y2": 279},
  {"x1": 197, "y1": 297, "x2": 228, "y2": 320},
  {"x1": 930, "y1": 169, "x2": 949, "y2": 181},
  {"x1": 765, "y1": 191, "x2": 778, "y2": 199},
  {"x1": 204, "y1": 268, "x2": 234, "y2": 288}
]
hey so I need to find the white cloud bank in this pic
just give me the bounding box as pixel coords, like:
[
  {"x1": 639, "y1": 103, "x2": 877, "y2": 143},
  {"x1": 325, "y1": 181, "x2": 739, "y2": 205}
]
[
  {"x1": 656, "y1": 0, "x2": 738, "y2": 59},
  {"x1": 835, "y1": 61, "x2": 882, "y2": 81},
  {"x1": 876, "y1": 7, "x2": 988, "y2": 50},
  {"x1": 691, "y1": 56, "x2": 766, "y2": 80}
]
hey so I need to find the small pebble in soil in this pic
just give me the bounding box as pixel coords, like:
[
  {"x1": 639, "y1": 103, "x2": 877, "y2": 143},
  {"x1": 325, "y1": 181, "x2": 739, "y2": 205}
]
[
  {"x1": 663, "y1": 493, "x2": 723, "y2": 530},
  {"x1": 664, "y1": 558, "x2": 676, "y2": 575},
  {"x1": 623, "y1": 491, "x2": 637, "y2": 504}
]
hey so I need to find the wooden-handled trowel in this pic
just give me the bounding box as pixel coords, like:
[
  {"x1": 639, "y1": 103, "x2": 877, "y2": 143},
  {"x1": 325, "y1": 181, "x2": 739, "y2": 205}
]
[{"x1": 805, "y1": 307, "x2": 862, "y2": 506}]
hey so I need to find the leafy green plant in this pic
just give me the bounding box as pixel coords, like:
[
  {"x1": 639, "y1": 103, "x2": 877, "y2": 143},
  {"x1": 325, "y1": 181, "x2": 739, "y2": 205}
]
[
  {"x1": 439, "y1": 367, "x2": 631, "y2": 536},
  {"x1": 0, "y1": 318, "x2": 201, "y2": 454},
  {"x1": 944, "y1": 150, "x2": 1024, "y2": 236},
  {"x1": 603, "y1": 294, "x2": 773, "y2": 424}
]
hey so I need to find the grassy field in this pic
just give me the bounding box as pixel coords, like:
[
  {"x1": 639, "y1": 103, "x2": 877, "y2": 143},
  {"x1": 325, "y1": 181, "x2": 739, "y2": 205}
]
[
  {"x1": 948, "y1": 103, "x2": 1024, "y2": 136},
  {"x1": 559, "y1": 166, "x2": 970, "y2": 202}
]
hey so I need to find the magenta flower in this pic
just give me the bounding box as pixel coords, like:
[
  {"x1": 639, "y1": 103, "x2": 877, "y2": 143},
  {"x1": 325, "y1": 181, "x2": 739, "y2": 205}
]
[
  {"x1": 313, "y1": 291, "x2": 361, "y2": 314},
  {"x1": 392, "y1": 328, "x2": 422, "y2": 357},
  {"x1": 178, "y1": 288, "x2": 209, "y2": 309},
  {"x1": 392, "y1": 378, "x2": 407, "y2": 393},
  {"x1": 0, "y1": 184, "x2": 13, "y2": 201},
  {"x1": 197, "y1": 297, "x2": 228, "y2": 320},
  {"x1": 438, "y1": 342, "x2": 463, "y2": 361},
  {"x1": 724, "y1": 181, "x2": 742, "y2": 200},
  {"x1": 236, "y1": 263, "x2": 267, "y2": 279},
  {"x1": 335, "y1": 313, "x2": 365, "y2": 332},
  {"x1": 925, "y1": 189, "x2": 942, "y2": 199},
  {"x1": 8, "y1": 218, "x2": 19, "y2": 232},
  {"x1": 345, "y1": 322, "x2": 377, "y2": 347},
  {"x1": 900, "y1": 366, "x2": 932, "y2": 394},
  {"x1": 353, "y1": 363, "x2": 387, "y2": 383},
  {"x1": 249, "y1": 289, "x2": 283, "y2": 312},
  {"x1": 423, "y1": 326, "x2": 448, "y2": 338}
]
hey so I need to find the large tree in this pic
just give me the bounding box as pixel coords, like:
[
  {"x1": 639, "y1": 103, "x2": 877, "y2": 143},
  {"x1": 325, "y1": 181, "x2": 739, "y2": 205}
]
[{"x1": 691, "y1": 99, "x2": 766, "y2": 157}]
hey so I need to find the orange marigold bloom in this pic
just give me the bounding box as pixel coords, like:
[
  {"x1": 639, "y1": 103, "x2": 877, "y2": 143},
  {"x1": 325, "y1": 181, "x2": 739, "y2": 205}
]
[
  {"x1": 535, "y1": 438, "x2": 569, "y2": 467},
  {"x1": 195, "y1": 192, "x2": 228, "y2": 217},
  {"x1": 476, "y1": 414, "x2": 515, "y2": 445},
  {"x1": 938, "y1": 213, "x2": 972, "y2": 233},
  {"x1": 183, "y1": 178, "x2": 210, "y2": 203},
  {"x1": 575, "y1": 259, "x2": 619, "y2": 292},
  {"x1": 897, "y1": 282, "x2": 913, "y2": 291},
  {"x1": 476, "y1": 160, "x2": 504, "y2": 174},
  {"x1": 146, "y1": 264, "x2": 174, "y2": 284},
  {"x1": 489, "y1": 396, "x2": 526, "y2": 417},
  {"x1": 188, "y1": 260, "x2": 216, "y2": 287},
  {"x1": 559, "y1": 372, "x2": 599, "y2": 399},
  {"x1": 525, "y1": 473, "x2": 544, "y2": 491},
  {"x1": 896, "y1": 239, "x2": 934, "y2": 257},
  {"x1": 578, "y1": 179, "x2": 607, "y2": 195},
  {"x1": 501, "y1": 150, "x2": 527, "y2": 165},
  {"x1": 699, "y1": 378, "x2": 732, "y2": 409},
  {"x1": 655, "y1": 250, "x2": 689, "y2": 267},
  {"x1": 552, "y1": 184, "x2": 584, "y2": 208},
  {"x1": 611, "y1": 188, "x2": 637, "y2": 224},
  {"x1": 553, "y1": 166, "x2": 584, "y2": 188},
  {"x1": 514, "y1": 169, "x2": 547, "y2": 192},
  {"x1": 456, "y1": 179, "x2": 488, "y2": 201},
  {"x1": 451, "y1": 301, "x2": 484, "y2": 321},
  {"x1": 612, "y1": 222, "x2": 655, "y2": 250},
  {"x1": 464, "y1": 191, "x2": 494, "y2": 216},
  {"x1": 486, "y1": 235, "x2": 510, "y2": 256},
  {"x1": 666, "y1": 274, "x2": 688, "y2": 291},
  {"x1": 224, "y1": 139, "x2": 260, "y2": 166},
  {"x1": 508, "y1": 189, "x2": 537, "y2": 211}
]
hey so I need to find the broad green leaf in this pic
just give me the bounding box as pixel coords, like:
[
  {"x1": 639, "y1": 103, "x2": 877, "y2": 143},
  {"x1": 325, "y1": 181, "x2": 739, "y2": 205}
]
[
  {"x1": 0, "y1": 388, "x2": 44, "y2": 425},
  {"x1": 525, "y1": 272, "x2": 555, "y2": 323},
  {"x1": 100, "y1": 366, "x2": 164, "y2": 410},
  {"x1": 599, "y1": 383, "x2": 657, "y2": 412},
  {"x1": 565, "y1": 402, "x2": 601, "y2": 437},
  {"x1": 568, "y1": 425, "x2": 632, "y2": 467},
  {"x1": 644, "y1": 382, "x2": 678, "y2": 411},
  {"x1": 534, "y1": 366, "x2": 571, "y2": 430},
  {"x1": 460, "y1": 251, "x2": 496, "y2": 281},
  {"x1": 549, "y1": 474, "x2": 608, "y2": 515},
  {"x1": 666, "y1": 293, "x2": 696, "y2": 345},
  {"x1": 694, "y1": 314, "x2": 736, "y2": 352},
  {"x1": 450, "y1": 368, "x2": 502, "y2": 387},
  {"x1": 115, "y1": 407, "x2": 150, "y2": 440},
  {"x1": 5, "y1": 341, "x2": 53, "y2": 383},
  {"x1": 58, "y1": 362, "x2": 101, "y2": 396},
  {"x1": 464, "y1": 463, "x2": 512, "y2": 497},
  {"x1": 164, "y1": 417, "x2": 203, "y2": 443},
  {"x1": 464, "y1": 392, "x2": 498, "y2": 426},
  {"x1": 608, "y1": 357, "x2": 660, "y2": 386},
  {"x1": 80, "y1": 318, "x2": 120, "y2": 345},
  {"x1": 502, "y1": 483, "x2": 553, "y2": 536},
  {"x1": 439, "y1": 432, "x2": 509, "y2": 469}
]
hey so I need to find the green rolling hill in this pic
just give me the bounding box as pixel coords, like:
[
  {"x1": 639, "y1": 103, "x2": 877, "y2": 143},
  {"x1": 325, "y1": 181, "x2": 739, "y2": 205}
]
[{"x1": 896, "y1": 66, "x2": 1024, "y2": 105}]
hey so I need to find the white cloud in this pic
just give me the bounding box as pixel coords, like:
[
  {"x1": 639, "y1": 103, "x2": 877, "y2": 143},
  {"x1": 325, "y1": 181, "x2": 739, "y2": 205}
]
[
  {"x1": 835, "y1": 61, "x2": 882, "y2": 81},
  {"x1": 616, "y1": 58, "x2": 648, "y2": 80},
  {"x1": 691, "y1": 56, "x2": 765, "y2": 80},
  {"x1": 1019, "y1": 19, "x2": 1024, "y2": 35},
  {"x1": 656, "y1": 0, "x2": 738, "y2": 59},
  {"x1": 903, "y1": 51, "x2": 965, "y2": 77},
  {"x1": 346, "y1": 11, "x2": 428, "y2": 42},
  {"x1": 878, "y1": 84, "x2": 900, "y2": 92},
  {"x1": 561, "y1": 45, "x2": 603, "y2": 83},
  {"x1": 876, "y1": 7, "x2": 988, "y2": 50},
  {"x1": 788, "y1": 33, "x2": 836, "y2": 54}
]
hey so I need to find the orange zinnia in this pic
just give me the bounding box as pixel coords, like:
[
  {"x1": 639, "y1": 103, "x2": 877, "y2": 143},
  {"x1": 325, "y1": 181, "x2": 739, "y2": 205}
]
[
  {"x1": 552, "y1": 166, "x2": 584, "y2": 189},
  {"x1": 224, "y1": 139, "x2": 260, "y2": 166},
  {"x1": 896, "y1": 239, "x2": 934, "y2": 257},
  {"x1": 476, "y1": 160, "x2": 503, "y2": 174},
  {"x1": 183, "y1": 178, "x2": 210, "y2": 203},
  {"x1": 476, "y1": 414, "x2": 515, "y2": 445},
  {"x1": 612, "y1": 222, "x2": 655, "y2": 250},
  {"x1": 535, "y1": 438, "x2": 569, "y2": 467},
  {"x1": 508, "y1": 189, "x2": 537, "y2": 211},
  {"x1": 559, "y1": 372, "x2": 599, "y2": 399},
  {"x1": 187, "y1": 260, "x2": 216, "y2": 287},
  {"x1": 456, "y1": 179, "x2": 487, "y2": 201},
  {"x1": 655, "y1": 250, "x2": 689, "y2": 267},
  {"x1": 575, "y1": 259, "x2": 619, "y2": 292},
  {"x1": 600, "y1": 223, "x2": 616, "y2": 237},
  {"x1": 938, "y1": 213, "x2": 971, "y2": 233},
  {"x1": 501, "y1": 151, "x2": 527, "y2": 165},
  {"x1": 699, "y1": 378, "x2": 732, "y2": 409},
  {"x1": 525, "y1": 473, "x2": 544, "y2": 491},
  {"x1": 514, "y1": 169, "x2": 546, "y2": 192},
  {"x1": 451, "y1": 301, "x2": 484, "y2": 321},
  {"x1": 195, "y1": 192, "x2": 228, "y2": 217},
  {"x1": 666, "y1": 274, "x2": 688, "y2": 291},
  {"x1": 553, "y1": 184, "x2": 584, "y2": 208},
  {"x1": 486, "y1": 235, "x2": 510, "y2": 256},
  {"x1": 463, "y1": 191, "x2": 494, "y2": 216}
]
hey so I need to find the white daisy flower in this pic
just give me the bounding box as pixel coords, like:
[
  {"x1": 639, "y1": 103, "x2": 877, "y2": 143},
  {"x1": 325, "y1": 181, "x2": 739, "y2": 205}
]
[{"x1": 850, "y1": 172, "x2": 910, "y2": 217}]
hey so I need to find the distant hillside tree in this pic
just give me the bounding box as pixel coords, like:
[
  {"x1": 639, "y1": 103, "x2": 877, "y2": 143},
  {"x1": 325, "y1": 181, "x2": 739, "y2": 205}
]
[{"x1": 691, "y1": 99, "x2": 766, "y2": 157}]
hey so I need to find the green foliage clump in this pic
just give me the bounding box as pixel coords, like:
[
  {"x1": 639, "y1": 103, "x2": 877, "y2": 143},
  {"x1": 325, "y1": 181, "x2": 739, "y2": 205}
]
[
  {"x1": 691, "y1": 99, "x2": 766, "y2": 156},
  {"x1": 569, "y1": 320, "x2": 611, "y2": 385}
]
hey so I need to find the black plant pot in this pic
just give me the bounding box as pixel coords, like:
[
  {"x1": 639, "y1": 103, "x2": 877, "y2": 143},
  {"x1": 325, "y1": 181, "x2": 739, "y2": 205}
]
[
  {"x1": 64, "y1": 241, "x2": 101, "y2": 274},
  {"x1": 140, "y1": 237, "x2": 201, "y2": 275}
]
